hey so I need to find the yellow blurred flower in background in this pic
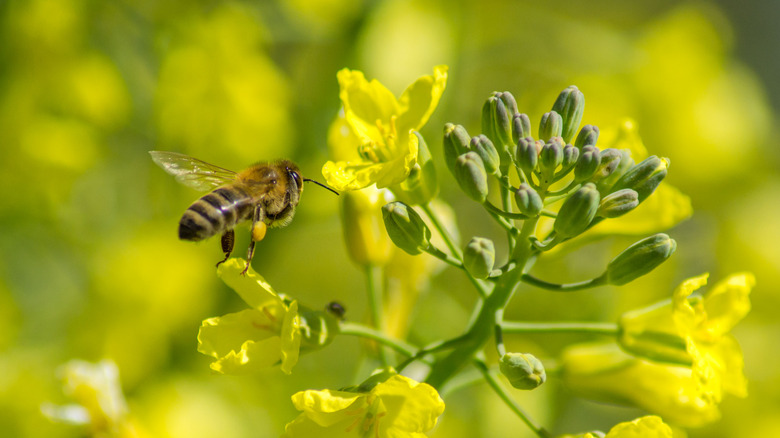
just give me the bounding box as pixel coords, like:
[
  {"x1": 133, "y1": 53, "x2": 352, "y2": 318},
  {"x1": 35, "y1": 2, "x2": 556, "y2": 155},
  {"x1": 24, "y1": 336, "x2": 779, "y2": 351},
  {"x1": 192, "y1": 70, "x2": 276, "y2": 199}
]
[
  {"x1": 322, "y1": 65, "x2": 448, "y2": 190},
  {"x1": 42, "y1": 359, "x2": 143, "y2": 438}
]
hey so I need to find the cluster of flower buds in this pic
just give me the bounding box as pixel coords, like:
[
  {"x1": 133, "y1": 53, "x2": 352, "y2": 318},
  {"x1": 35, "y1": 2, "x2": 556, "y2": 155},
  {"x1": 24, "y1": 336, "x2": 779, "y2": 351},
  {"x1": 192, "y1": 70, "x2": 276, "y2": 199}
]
[
  {"x1": 443, "y1": 86, "x2": 670, "y2": 245},
  {"x1": 382, "y1": 85, "x2": 676, "y2": 287}
]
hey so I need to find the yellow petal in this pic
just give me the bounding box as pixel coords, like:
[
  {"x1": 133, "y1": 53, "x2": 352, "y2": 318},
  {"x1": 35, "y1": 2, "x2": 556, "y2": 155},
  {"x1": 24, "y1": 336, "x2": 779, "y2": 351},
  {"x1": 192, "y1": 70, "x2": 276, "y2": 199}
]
[
  {"x1": 280, "y1": 301, "x2": 302, "y2": 375},
  {"x1": 700, "y1": 272, "x2": 753, "y2": 338},
  {"x1": 338, "y1": 68, "x2": 399, "y2": 139},
  {"x1": 372, "y1": 375, "x2": 445, "y2": 433},
  {"x1": 396, "y1": 65, "x2": 449, "y2": 132},
  {"x1": 605, "y1": 416, "x2": 673, "y2": 438},
  {"x1": 217, "y1": 258, "x2": 283, "y2": 310}
]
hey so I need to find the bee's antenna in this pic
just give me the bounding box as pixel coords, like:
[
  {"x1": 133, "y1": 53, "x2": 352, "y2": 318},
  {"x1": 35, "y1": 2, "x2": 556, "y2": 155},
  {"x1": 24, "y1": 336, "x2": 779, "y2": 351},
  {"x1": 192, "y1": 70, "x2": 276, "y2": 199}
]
[{"x1": 304, "y1": 178, "x2": 340, "y2": 196}]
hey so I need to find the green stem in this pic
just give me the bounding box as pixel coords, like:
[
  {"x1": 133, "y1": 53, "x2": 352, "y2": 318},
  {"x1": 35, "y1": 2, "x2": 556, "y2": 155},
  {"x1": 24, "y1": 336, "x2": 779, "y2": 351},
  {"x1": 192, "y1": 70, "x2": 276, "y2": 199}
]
[
  {"x1": 422, "y1": 203, "x2": 462, "y2": 260},
  {"x1": 483, "y1": 201, "x2": 530, "y2": 220},
  {"x1": 338, "y1": 322, "x2": 417, "y2": 357},
  {"x1": 499, "y1": 173, "x2": 516, "y2": 251},
  {"x1": 365, "y1": 264, "x2": 389, "y2": 365},
  {"x1": 425, "y1": 217, "x2": 540, "y2": 389},
  {"x1": 474, "y1": 358, "x2": 552, "y2": 438},
  {"x1": 423, "y1": 204, "x2": 490, "y2": 299},
  {"x1": 520, "y1": 273, "x2": 606, "y2": 291},
  {"x1": 501, "y1": 321, "x2": 619, "y2": 336}
]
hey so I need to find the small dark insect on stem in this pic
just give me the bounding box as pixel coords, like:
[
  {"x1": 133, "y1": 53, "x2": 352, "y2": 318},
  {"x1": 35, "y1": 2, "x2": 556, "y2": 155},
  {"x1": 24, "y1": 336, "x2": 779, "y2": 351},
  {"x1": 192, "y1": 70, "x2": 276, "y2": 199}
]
[{"x1": 304, "y1": 179, "x2": 340, "y2": 196}]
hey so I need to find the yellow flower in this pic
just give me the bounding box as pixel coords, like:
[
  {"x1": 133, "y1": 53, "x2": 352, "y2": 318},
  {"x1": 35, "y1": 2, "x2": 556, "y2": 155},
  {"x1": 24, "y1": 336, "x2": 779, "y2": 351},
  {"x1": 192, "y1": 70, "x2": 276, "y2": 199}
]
[
  {"x1": 340, "y1": 186, "x2": 395, "y2": 267},
  {"x1": 41, "y1": 359, "x2": 143, "y2": 438},
  {"x1": 560, "y1": 415, "x2": 673, "y2": 438},
  {"x1": 563, "y1": 273, "x2": 753, "y2": 427},
  {"x1": 197, "y1": 259, "x2": 301, "y2": 375},
  {"x1": 283, "y1": 374, "x2": 445, "y2": 437},
  {"x1": 619, "y1": 273, "x2": 753, "y2": 400},
  {"x1": 322, "y1": 65, "x2": 448, "y2": 191},
  {"x1": 561, "y1": 342, "x2": 721, "y2": 428}
]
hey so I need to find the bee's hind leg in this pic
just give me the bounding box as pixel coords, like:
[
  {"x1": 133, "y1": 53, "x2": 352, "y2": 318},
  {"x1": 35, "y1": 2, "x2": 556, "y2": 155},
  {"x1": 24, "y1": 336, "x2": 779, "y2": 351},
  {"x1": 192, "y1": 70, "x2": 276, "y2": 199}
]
[
  {"x1": 216, "y1": 229, "x2": 235, "y2": 268},
  {"x1": 241, "y1": 206, "x2": 267, "y2": 275}
]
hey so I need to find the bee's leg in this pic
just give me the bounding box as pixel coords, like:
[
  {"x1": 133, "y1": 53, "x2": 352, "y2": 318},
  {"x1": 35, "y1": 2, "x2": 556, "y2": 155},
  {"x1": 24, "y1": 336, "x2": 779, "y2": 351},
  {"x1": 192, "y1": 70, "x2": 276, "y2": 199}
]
[
  {"x1": 241, "y1": 206, "x2": 266, "y2": 275},
  {"x1": 216, "y1": 229, "x2": 235, "y2": 267}
]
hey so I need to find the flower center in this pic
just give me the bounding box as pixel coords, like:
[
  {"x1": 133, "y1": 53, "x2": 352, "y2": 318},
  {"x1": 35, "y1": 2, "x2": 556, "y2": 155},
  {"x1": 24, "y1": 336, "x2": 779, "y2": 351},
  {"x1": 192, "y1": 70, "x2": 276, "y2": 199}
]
[
  {"x1": 342, "y1": 395, "x2": 387, "y2": 438},
  {"x1": 357, "y1": 116, "x2": 399, "y2": 163}
]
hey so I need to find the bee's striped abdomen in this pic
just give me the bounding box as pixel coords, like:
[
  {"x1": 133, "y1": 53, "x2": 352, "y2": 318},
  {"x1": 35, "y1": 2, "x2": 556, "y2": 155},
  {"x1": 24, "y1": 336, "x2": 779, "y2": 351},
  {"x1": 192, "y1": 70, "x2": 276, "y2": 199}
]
[{"x1": 179, "y1": 186, "x2": 253, "y2": 241}]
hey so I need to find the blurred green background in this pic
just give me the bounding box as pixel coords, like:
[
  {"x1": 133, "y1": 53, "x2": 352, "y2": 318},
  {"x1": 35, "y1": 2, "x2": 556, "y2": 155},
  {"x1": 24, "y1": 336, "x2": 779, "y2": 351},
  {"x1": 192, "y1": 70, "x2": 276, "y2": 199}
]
[{"x1": 1, "y1": 0, "x2": 778, "y2": 436}]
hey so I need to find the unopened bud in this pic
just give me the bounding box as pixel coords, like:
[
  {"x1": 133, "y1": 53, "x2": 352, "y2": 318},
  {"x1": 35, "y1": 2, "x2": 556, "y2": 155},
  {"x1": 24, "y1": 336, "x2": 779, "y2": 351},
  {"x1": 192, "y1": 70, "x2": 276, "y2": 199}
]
[
  {"x1": 539, "y1": 111, "x2": 563, "y2": 141},
  {"x1": 443, "y1": 123, "x2": 471, "y2": 173},
  {"x1": 539, "y1": 138, "x2": 564, "y2": 176},
  {"x1": 590, "y1": 148, "x2": 622, "y2": 182},
  {"x1": 454, "y1": 152, "x2": 489, "y2": 203},
  {"x1": 574, "y1": 124, "x2": 599, "y2": 148},
  {"x1": 469, "y1": 135, "x2": 500, "y2": 175},
  {"x1": 511, "y1": 113, "x2": 532, "y2": 144},
  {"x1": 381, "y1": 201, "x2": 432, "y2": 255},
  {"x1": 596, "y1": 149, "x2": 634, "y2": 192},
  {"x1": 604, "y1": 233, "x2": 677, "y2": 285},
  {"x1": 561, "y1": 144, "x2": 580, "y2": 172},
  {"x1": 515, "y1": 136, "x2": 538, "y2": 178},
  {"x1": 597, "y1": 189, "x2": 639, "y2": 218},
  {"x1": 463, "y1": 237, "x2": 495, "y2": 279},
  {"x1": 609, "y1": 155, "x2": 669, "y2": 203},
  {"x1": 551, "y1": 85, "x2": 585, "y2": 143},
  {"x1": 482, "y1": 92, "x2": 517, "y2": 167},
  {"x1": 554, "y1": 183, "x2": 600, "y2": 238},
  {"x1": 499, "y1": 352, "x2": 546, "y2": 390},
  {"x1": 298, "y1": 306, "x2": 341, "y2": 349},
  {"x1": 514, "y1": 183, "x2": 543, "y2": 217},
  {"x1": 574, "y1": 145, "x2": 601, "y2": 182}
]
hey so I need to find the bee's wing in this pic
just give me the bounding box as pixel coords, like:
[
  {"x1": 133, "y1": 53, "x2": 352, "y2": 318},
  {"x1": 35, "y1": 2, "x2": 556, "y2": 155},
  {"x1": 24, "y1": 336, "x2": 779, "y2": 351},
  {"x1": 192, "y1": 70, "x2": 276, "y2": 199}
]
[{"x1": 149, "y1": 151, "x2": 238, "y2": 191}]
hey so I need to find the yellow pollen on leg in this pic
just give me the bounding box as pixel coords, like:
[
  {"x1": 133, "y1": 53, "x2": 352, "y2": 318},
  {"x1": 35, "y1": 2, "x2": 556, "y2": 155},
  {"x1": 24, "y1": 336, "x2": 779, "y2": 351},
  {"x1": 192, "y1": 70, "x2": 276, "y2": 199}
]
[{"x1": 252, "y1": 221, "x2": 267, "y2": 242}]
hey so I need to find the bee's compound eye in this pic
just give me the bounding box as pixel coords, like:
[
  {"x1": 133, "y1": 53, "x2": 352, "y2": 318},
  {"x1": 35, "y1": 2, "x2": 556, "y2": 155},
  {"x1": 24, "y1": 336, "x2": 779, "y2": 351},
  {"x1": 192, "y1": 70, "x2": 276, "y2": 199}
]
[{"x1": 290, "y1": 170, "x2": 302, "y2": 188}]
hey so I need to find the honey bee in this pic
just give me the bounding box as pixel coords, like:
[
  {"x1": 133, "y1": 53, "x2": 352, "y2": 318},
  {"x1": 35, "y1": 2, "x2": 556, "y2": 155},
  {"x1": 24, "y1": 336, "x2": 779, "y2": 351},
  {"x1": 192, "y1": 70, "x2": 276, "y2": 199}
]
[{"x1": 150, "y1": 151, "x2": 338, "y2": 274}]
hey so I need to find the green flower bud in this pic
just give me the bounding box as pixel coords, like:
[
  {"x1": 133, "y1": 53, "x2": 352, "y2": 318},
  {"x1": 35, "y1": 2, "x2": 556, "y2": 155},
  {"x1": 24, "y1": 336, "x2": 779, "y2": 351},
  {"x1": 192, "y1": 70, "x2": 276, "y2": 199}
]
[
  {"x1": 395, "y1": 132, "x2": 438, "y2": 205},
  {"x1": 539, "y1": 138, "x2": 564, "y2": 176},
  {"x1": 561, "y1": 143, "x2": 580, "y2": 172},
  {"x1": 381, "y1": 201, "x2": 432, "y2": 255},
  {"x1": 573, "y1": 145, "x2": 601, "y2": 182},
  {"x1": 554, "y1": 183, "x2": 600, "y2": 238},
  {"x1": 574, "y1": 124, "x2": 599, "y2": 148},
  {"x1": 499, "y1": 352, "x2": 546, "y2": 390},
  {"x1": 604, "y1": 233, "x2": 677, "y2": 285},
  {"x1": 299, "y1": 306, "x2": 341, "y2": 350},
  {"x1": 514, "y1": 183, "x2": 543, "y2": 217},
  {"x1": 596, "y1": 149, "x2": 634, "y2": 193},
  {"x1": 511, "y1": 113, "x2": 532, "y2": 144},
  {"x1": 551, "y1": 85, "x2": 585, "y2": 143},
  {"x1": 538, "y1": 111, "x2": 563, "y2": 141},
  {"x1": 469, "y1": 135, "x2": 500, "y2": 175},
  {"x1": 514, "y1": 136, "x2": 538, "y2": 178},
  {"x1": 597, "y1": 189, "x2": 639, "y2": 218},
  {"x1": 443, "y1": 123, "x2": 471, "y2": 173},
  {"x1": 609, "y1": 155, "x2": 669, "y2": 203},
  {"x1": 463, "y1": 237, "x2": 495, "y2": 279},
  {"x1": 590, "y1": 148, "x2": 622, "y2": 182},
  {"x1": 454, "y1": 152, "x2": 489, "y2": 203},
  {"x1": 482, "y1": 92, "x2": 517, "y2": 167}
]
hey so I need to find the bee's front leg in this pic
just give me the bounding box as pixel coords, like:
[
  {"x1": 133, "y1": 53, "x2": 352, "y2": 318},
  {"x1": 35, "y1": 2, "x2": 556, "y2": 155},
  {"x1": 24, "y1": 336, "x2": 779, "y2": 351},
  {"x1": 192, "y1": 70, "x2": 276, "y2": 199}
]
[
  {"x1": 242, "y1": 206, "x2": 267, "y2": 275},
  {"x1": 216, "y1": 229, "x2": 235, "y2": 268}
]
